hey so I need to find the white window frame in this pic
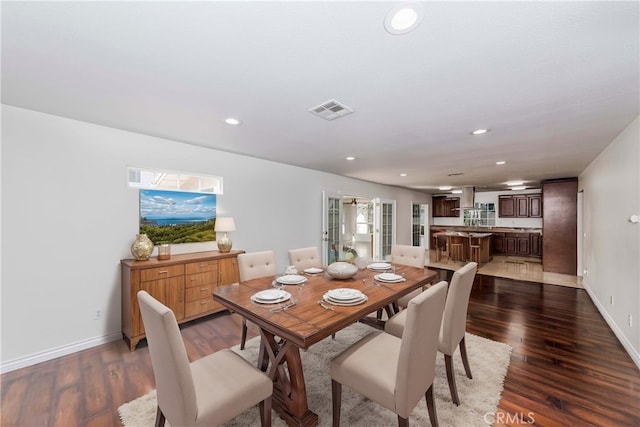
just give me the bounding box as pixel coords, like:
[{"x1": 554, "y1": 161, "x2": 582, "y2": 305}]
[{"x1": 127, "y1": 166, "x2": 223, "y2": 194}]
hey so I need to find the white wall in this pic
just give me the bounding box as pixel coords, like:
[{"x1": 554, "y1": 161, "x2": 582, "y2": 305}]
[
  {"x1": 0, "y1": 105, "x2": 431, "y2": 371},
  {"x1": 579, "y1": 116, "x2": 640, "y2": 366}
]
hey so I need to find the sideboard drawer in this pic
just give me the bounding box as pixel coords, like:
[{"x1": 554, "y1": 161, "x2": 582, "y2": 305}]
[
  {"x1": 185, "y1": 271, "x2": 218, "y2": 288},
  {"x1": 185, "y1": 298, "x2": 221, "y2": 318},
  {"x1": 140, "y1": 264, "x2": 185, "y2": 282},
  {"x1": 186, "y1": 260, "x2": 218, "y2": 275},
  {"x1": 185, "y1": 284, "x2": 214, "y2": 302}
]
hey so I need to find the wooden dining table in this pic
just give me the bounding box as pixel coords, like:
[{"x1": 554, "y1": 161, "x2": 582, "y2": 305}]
[{"x1": 213, "y1": 264, "x2": 439, "y2": 427}]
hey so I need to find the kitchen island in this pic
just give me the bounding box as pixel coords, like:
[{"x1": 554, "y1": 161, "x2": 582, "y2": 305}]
[
  {"x1": 433, "y1": 230, "x2": 493, "y2": 266},
  {"x1": 431, "y1": 226, "x2": 542, "y2": 258}
]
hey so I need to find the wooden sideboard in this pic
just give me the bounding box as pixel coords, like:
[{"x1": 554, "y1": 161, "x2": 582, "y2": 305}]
[{"x1": 121, "y1": 250, "x2": 243, "y2": 351}]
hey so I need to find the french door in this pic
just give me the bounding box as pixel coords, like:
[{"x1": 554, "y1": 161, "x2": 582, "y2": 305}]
[
  {"x1": 373, "y1": 198, "x2": 395, "y2": 260},
  {"x1": 322, "y1": 191, "x2": 343, "y2": 265}
]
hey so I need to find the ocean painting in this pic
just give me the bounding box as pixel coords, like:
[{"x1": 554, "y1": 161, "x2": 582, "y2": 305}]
[{"x1": 139, "y1": 189, "x2": 216, "y2": 244}]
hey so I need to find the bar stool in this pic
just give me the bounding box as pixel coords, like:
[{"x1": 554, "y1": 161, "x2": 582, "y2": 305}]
[
  {"x1": 450, "y1": 243, "x2": 464, "y2": 261},
  {"x1": 468, "y1": 235, "x2": 481, "y2": 264}
]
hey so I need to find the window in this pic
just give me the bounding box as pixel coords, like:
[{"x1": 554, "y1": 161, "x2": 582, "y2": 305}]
[
  {"x1": 127, "y1": 166, "x2": 223, "y2": 194},
  {"x1": 356, "y1": 203, "x2": 373, "y2": 234}
]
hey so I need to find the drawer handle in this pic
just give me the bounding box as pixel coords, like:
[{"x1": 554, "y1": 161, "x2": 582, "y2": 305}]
[
  {"x1": 190, "y1": 277, "x2": 197, "y2": 281},
  {"x1": 199, "y1": 263, "x2": 208, "y2": 267},
  {"x1": 157, "y1": 270, "x2": 168, "y2": 274},
  {"x1": 200, "y1": 287, "x2": 208, "y2": 291},
  {"x1": 200, "y1": 301, "x2": 208, "y2": 305}
]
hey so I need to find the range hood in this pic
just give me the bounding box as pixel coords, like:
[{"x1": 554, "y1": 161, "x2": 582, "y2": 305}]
[{"x1": 460, "y1": 186, "x2": 475, "y2": 209}]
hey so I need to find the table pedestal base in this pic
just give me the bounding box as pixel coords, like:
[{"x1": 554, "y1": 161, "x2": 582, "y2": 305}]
[{"x1": 260, "y1": 330, "x2": 319, "y2": 427}]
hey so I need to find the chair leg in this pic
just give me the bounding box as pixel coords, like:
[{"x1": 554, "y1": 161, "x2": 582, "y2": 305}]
[
  {"x1": 444, "y1": 354, "x2": 460, "y2": 406},
  {"x1": 376, "y1": 308, "x2": 384, "y2": 320},
  {"x1": 332, "y1": 379, "x2": 342, "y2": 427},
  {"x1": 425, "y1": 384, "x2": 439, "y2": 427},
  {"x1": 259, "y1": 396, "x2": 272, "y2": 427},
  {"x1": 459, "y1": 336, "x2": 473, "y2": 379},
  {"x1": 154, "y1": 406, "x2": 166, "y2": 427},
  {"x1": 397, "y1": 415, "x2": 409, "y2": 427},
  {"x1": 241, "y1": 318, "x2": 248, "y2": 350}
]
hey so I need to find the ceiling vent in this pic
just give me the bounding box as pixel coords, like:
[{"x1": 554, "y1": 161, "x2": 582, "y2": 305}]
[{"x1": 308, "y1": 99, "x2": 354, "y2": 121}]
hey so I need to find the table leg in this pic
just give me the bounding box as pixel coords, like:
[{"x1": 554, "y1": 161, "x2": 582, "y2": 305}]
[{"x1": 260, "y1": 330, "x2": 319, "y2": 427}]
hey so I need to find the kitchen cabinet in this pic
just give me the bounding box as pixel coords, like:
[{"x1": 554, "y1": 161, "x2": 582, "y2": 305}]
[
  {"x1": 530, "y1": 233, "x2": 542, "y2": 256},
  {"x1": 491, "y1": 231, "x2": 541, "y2": 257},
  {"x1": 433, "y1": 196, "x2": 460, "y2": 217},
  {"x1": 499, "y1": 194, "x2": 542, "y2": 218},
  {"x1": 121, "y1": 250, "x2": 243, "y2": 350},
  {"x1": 542, "y1": 178, "x2": 577, "y2": 274}
]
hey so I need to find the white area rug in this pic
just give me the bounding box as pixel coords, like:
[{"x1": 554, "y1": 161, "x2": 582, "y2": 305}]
[{"x1": 119, "y1": 323, "x2": 512, "y2": 426}]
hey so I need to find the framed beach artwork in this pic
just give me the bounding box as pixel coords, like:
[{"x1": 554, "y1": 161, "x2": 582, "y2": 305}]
[{"x1": 139, "y1": 189, "x2": 217, "y2": 244}]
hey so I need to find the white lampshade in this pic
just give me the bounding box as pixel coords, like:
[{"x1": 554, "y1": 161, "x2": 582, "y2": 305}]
[{"x1": 215, "y1": 217, "x2": 236, "y2": 232}]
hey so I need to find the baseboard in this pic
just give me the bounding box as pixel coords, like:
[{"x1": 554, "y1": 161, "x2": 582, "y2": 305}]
[
  {"x1": 0, "y1": 331, "x2": 123, "y2": 374},
  {"x1": 583, "y1": 282, "x2": 640, "y2": 369}
]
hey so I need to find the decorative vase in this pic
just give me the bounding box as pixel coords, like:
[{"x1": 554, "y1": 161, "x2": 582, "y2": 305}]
[{"x1": 130, "y1": 233, "x2": 154, "y2": 261}]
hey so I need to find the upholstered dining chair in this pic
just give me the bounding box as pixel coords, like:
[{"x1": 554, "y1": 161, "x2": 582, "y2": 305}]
[
  {"x1": 287, "y1": 246, "x2": 322, "y2": 271},
  {"x1": 137, "y1": 291, "x2": 273, "y2": 427},
  {"x1": 237, "y1": 250, "x2": 277, "y2": 349},
  {"x1": 391, "y1": 244, "x2": 427, "y2": 308},
  {"x1": 330, "y1": 281, "x2": 448, "y2": 427},
  {"x1": 385, "y1": 262, "x2": 478, "y2": 406}
]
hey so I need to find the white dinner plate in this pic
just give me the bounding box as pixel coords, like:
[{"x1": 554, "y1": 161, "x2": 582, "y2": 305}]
[
  {"x1": 327, "y1": 288, "x2": 364, "y2": 301},
  {"x1": 251, "y1": 290, "x2": 291, "y2": 304},
  {"x1": 322, "y1": 293, "x2": 368, "y2": 306},
  {"x1": 375, "y1": 273, "x2": 404, "y2": 282},
  {"x1": 277, "y1": 274, "x2": 307, "y2": 285},
  {"x1": 304, "y1": 267, "x2": 324, "y2": 274},
  {"x1": 368, "y1": 262, "x2": 391, "y2": 270}
]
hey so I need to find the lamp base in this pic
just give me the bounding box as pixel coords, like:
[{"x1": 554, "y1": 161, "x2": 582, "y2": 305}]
[{"x1": 217, "y1": 233, "x2": 232, "y2": 253}]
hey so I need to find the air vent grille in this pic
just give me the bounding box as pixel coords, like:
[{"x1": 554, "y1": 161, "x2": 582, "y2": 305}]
[{"x1": 308, "y1": 99, "x2": 354, "y2": 121}]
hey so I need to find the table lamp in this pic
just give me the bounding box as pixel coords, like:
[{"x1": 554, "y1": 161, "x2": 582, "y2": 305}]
[{"x1": 215, "y1": 217, "x2": 236, "y2": 252}]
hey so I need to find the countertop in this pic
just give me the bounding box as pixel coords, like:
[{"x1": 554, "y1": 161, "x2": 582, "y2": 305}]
[{"x1": 430, "y1": 225, "x2": 543, "y2": 235}]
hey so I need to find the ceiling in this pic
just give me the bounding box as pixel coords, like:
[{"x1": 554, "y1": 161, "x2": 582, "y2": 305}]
[{"x1": 2, "y1": 1, "x2": 638, "y2": 193}]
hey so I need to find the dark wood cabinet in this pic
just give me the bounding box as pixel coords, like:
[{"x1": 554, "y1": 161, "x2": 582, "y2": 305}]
[
  {"x1": 491, "y1": 231, "x2": 541, "y2": 257},
  {"x1": 529, "y1": 195, "x2": 542, "y2": 217},
  {"x1": 433, "y1": 196, "x2": 460, "y2": 217},
  {"x1": 542, "y1": 178, "x2": 578, "y2": 274},
  {"x1": 499, "y1": 194, "x2": 542, "y2": 218}
]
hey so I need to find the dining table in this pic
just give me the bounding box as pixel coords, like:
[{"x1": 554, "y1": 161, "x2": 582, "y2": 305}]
[{"x1": 213, "y1": 263, "x2": 439, "y2": 427}]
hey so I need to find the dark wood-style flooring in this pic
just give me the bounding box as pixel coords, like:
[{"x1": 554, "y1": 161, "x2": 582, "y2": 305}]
[{"x1": 2, "y1": 273, "x2": 639, "y2": 426}]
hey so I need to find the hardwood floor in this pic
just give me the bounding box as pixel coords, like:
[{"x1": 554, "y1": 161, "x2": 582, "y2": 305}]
[{"x1": 2, "y1": 273, "x2": 639, "y2": 426}]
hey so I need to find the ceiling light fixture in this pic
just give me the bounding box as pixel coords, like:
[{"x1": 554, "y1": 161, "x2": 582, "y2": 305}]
[
  {"x1": 511, "y1": 186, "x2": 527, "y2": 191},
  {"x1": 507, "y1": 180, "x2": 524, "y2": 186},
  {"x1": 225, "y1": 118, "x2": 241, "y2": 125},
  {"x1": 471, "y1": 128, "x2": 490, "y2": 135},
  {"x1": 346, "y1": 156, "x2": 356, "y2": 161},
  {"x1": 451, "y1": 189, "x2": 463, "y2": 194},
  {"x1": 496, "y1": 161, "x2": 506, "y2": 165},
  {"x1": 439, "y1": 185, "x2": 452, "y2": 191},
  {"x1": 400, "y1": 173, "x2": 407, "y2": 177},
  {"x1": 384, "y1": 2, "x2": 424, "y2": 35}
]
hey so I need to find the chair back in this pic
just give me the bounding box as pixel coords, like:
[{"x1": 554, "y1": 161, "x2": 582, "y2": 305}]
[
  {"x1": 288, "y1": 246, "x2": 321, "y2": 271},
  {"x1": 238, "y1": 250, "x2": 277, "y2": 281},
  {"x1": 391, "y1": 244, "x2": 425, "y2": 268},
  {"x1": 395, "y1": 281, "x2": 447, "y2": 418},
  {"x1": 137, "y1": 291, "x2": 197, "y2": 426},
  {"x1": 439, "y1": 262, "x2": 478, "y2": 355}
]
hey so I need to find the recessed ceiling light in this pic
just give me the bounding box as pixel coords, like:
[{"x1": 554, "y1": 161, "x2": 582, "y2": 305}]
[
  {"x1": 507, "y1": 180, "x2": 524, "y2": 186},
  {"x1": 496, "y1": 161, "x2": 506, "y2": 165},
  {"x1": 384, "y1": 2, "x2": 424, "y2": 35},
  {"x1": 400, "y1": 173, "x2": 407, "y2": 177},
  {"x1": 471, "y1": 128, "x2": 490, "y2": 135},
  {"x1": 225, "y1": 118, "x2": 241, "y2": 125},
  {"x1": 345, "y1": 156, "x2": 356, "y2": 161},
  {"x1": 439, "y1": 186, "x2": 452, "y2": 191},
  {"x1": 511, "y1": 186, "x2": 527, "y2": 191},
  {"x1": 451, "y1": 189, "x2": 463, "y2": 194}
]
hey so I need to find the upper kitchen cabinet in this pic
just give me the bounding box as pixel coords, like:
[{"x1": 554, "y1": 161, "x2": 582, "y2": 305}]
[
  {"x1": 433, "y1": 196, "x2": 460, "y2": 217},
  {"x1": 499, "y1": 194, "x2": 542, "y2": 218}
]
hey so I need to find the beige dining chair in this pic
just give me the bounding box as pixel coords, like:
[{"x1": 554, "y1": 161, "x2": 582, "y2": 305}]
[
  {"x1": 237, "y1": 250, "x2": 277, "y2": 349},
  {"x1": 287, "y1": 246, "x2": 322, "y2": 271},
  {"x1": 137, "y1": 291, "x2": 273, "y2": 427},
  {"x1": 385, "y1": 261, "x2": 478, "y2": 406},
  {"x1": 330, "y1": 281, "x2": 448, "y2": 427},
  {"x1": 391, "y1": 244, "x2": 427, "y2": 308}
]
